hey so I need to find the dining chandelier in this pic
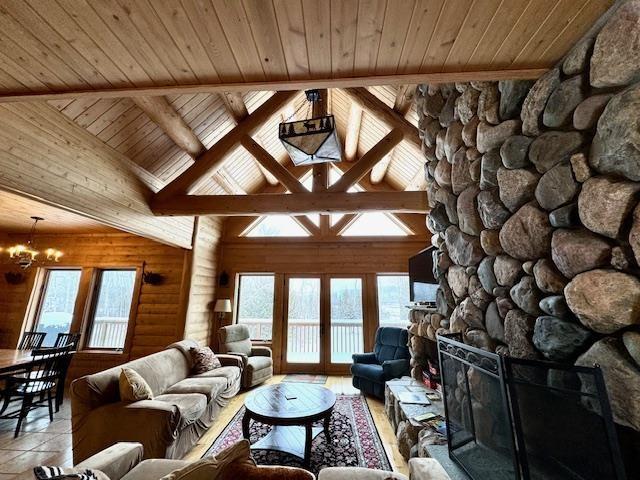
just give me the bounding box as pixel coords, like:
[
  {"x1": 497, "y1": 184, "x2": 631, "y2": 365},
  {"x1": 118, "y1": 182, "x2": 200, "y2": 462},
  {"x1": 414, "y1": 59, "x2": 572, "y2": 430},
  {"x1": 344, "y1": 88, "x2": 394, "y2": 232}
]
[{"x1": 6, "y1": 216, "x2": 63, "y2": 269}]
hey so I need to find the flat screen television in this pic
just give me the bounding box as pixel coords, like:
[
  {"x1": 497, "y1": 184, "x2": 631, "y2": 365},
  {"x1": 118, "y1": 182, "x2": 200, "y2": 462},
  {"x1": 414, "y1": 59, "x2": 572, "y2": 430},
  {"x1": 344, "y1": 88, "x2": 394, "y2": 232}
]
[{"x1": 409, "y1": 247, "x2": 438, "y2": 303}]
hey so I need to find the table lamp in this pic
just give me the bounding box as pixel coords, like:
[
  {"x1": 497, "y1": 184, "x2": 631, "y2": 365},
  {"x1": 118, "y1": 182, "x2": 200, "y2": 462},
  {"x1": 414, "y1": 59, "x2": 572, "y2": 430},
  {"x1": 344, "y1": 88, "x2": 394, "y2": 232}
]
[{"x1": 213, "y1": 298, "x2": 232, "y2": 321}]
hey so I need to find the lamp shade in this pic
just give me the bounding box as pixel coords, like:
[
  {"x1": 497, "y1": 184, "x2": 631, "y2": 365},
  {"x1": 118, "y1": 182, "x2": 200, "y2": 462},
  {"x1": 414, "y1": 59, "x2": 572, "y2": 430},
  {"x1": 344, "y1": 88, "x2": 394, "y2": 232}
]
[{"x1": 214, "y1": 299, "x2": 232, "y2": 313}]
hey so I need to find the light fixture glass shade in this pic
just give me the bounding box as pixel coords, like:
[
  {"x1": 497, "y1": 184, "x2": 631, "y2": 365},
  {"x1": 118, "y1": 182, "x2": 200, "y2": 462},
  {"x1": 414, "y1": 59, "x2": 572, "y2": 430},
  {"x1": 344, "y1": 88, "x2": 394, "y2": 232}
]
[
  {"x1": 214, "y1": 299, "x2": 232, "y2": 313},
  {"x1": 279, "y1": 115, "x2": 342, "y2": 166}
]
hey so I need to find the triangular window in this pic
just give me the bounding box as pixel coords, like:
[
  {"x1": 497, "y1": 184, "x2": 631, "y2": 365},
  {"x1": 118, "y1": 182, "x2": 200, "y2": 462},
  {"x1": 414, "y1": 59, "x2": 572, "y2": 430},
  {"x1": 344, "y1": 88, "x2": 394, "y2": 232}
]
[
  {"x1": 244, "y1": 215, "x2": 310, "y2": 237},
  {"x1": 341, "y1": 212, "x2": 409, "y2": 236}
]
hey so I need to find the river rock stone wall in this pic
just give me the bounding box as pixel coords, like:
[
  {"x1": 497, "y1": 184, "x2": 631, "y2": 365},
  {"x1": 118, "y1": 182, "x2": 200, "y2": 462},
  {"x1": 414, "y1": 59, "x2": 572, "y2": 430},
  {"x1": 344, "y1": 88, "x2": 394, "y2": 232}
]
[{"x1": 416, "y1": 1, "x2": 640, "y2": 434}]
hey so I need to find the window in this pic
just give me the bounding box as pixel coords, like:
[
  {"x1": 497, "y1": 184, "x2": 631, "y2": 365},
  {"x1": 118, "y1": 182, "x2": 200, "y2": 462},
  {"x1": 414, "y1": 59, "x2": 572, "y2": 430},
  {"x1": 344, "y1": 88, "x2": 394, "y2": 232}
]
[
  {"x1": 87, "y1": 270, "x2": 137, "y2": 349},
  {"x1": 35, "y1": 269, "x2": 82, "y2": 346},
  {"x1": 244, "y1": 215, "x2": 310, "y2": 237},
  {"x1": 236, "y1": 274, "x2": 275, "y2": 341},
  {"x1": 341, "y1": 212, "x2": 409, "y2": 236},
  {"x1": 377, "y1": 275, "x2": 410, "y2": 328}
]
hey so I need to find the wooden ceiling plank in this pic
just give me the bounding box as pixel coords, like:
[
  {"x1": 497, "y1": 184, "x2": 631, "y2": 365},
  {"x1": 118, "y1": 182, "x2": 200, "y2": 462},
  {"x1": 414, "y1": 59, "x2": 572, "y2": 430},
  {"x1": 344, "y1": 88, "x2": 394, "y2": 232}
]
[
  {"x1": 301, "y1": 0, "x2": 332, "y2": 77},
  {"x1": 344, "y1": 103, "x2": 363, "y2": 162},
  {"x1": 330, "y1": 0, "x2": 359, "y2": 76},
  {"x1": 155, "y1": 90, "x2": 298, "y2": 200},
  {"x1": 420, "y1": 0, "x2": 474, "y2": 72},
  {"x1": 272, "y1": 0, "x2": 311, "y2": 80},
  {"x1": 312, "y1": 89, "x2": 329, "y2": 195},
  {"x1": 441, "y1": 0, "x2": 502, "y2": 72},
  {"x1": 375, "y1": 0, "x2": 416, "y2": 75},
  {"x1": 329, "y1": 128, "x2": 404, "y2": 192},
  {"x1": 132, "y1": 95, "x2": 205, "y2": 158},
  {"x1": 152, "y1": 191, "x2": 428, "y2": 216},
  {"x1": 243, "y1": 0, "x2": 289, "y2": 81},
  {"x1": 397, "y1": 0, "x2": 445, "y2": 74},
  {"x1": 240, "y1": 135, "x2": 306, "y2": 194},
  {"x1": 342, "y1": 87, "x2": 421, "y2": 150},
  {"x1": 353, "y1": 0, "x2": 387, "y2": 76}
]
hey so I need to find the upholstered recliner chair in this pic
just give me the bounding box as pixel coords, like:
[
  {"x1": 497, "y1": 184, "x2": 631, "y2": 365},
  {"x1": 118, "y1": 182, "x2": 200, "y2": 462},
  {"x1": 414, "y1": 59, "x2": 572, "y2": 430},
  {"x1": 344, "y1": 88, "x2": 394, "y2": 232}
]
[
  {"x1": 218, "y1": 324, "x2": 273, "y2": 388},
  {"x1": 351, "y1": 327, "x2": 411, "y2": 398}
]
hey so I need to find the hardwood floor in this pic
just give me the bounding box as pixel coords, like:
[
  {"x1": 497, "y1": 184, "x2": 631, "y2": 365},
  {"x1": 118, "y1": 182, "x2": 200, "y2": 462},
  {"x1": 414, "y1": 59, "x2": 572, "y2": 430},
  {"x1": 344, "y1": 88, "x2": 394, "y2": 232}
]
[{"x1": 0, "y1": 376, "x2": 407, "y2": 479}]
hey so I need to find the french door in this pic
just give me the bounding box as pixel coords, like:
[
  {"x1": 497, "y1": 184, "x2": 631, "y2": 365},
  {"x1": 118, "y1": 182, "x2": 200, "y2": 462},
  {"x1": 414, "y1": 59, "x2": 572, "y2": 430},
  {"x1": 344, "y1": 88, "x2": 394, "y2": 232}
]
[{"x1": 282, "y1": 274, "x2": 367, "y2": 374}]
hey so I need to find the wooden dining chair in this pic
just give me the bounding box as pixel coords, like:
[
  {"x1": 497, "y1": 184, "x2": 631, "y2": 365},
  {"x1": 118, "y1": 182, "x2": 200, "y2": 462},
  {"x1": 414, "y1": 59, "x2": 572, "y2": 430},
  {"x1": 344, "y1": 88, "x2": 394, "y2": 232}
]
[
  {"x1": 0, "y1": 345, "x2": 73, "y2": 437},
  {"x1": 52, "y1": 332, "x2": 81, "y2": 410},
  {"x1": 18, "y1": 331, "x2": 46, "y2": 350}
]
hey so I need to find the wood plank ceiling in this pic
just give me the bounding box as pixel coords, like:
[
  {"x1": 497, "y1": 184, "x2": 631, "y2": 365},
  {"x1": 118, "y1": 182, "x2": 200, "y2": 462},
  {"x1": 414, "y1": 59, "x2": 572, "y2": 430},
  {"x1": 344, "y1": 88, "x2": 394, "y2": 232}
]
[{"x1": 0, "y1": 0, "x2": 613, "y2": 232}]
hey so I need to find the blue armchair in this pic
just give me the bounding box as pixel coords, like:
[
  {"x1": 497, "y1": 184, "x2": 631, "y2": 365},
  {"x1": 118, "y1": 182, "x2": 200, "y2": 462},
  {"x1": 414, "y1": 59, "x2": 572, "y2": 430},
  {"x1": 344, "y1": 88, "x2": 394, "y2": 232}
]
[{"x1": 351, "y1": 327, "x2": 411, "y2": 398}]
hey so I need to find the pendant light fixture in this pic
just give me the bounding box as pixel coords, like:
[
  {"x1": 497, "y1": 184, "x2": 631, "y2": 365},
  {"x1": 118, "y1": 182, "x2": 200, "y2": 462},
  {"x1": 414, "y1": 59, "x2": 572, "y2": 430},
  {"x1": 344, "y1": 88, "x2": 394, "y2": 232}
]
[{"x1": 6, "y1": 216, "x2": 63, "y2": 269}]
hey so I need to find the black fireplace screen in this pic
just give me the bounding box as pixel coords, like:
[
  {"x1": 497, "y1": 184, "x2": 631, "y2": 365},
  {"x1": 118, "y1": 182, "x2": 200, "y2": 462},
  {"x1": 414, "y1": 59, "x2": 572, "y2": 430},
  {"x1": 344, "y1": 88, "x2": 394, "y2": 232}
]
[{"x1": 437, "y1": 336, "x2": 627, "y2": 480}]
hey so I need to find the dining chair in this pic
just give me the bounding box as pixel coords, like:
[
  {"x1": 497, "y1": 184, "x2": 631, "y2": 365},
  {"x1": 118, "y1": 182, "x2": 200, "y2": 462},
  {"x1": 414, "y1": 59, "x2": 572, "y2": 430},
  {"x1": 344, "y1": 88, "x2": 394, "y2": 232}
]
[
  {"x1": 18, "y1": 331, "x2": 46, "y2": 350},
  {"x1": 52, "y1": 332, "x2": 81, "y2": 410},
  {"x1": 0, "y1": 345, "x2": 73, "y2": 437}
]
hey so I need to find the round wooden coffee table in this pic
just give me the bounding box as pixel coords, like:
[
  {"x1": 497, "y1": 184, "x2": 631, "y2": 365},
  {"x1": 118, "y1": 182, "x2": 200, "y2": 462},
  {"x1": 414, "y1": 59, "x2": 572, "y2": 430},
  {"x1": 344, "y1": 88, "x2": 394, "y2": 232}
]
[{"x1": 242, "y1": 383, "x2": 336, "y2": 467}]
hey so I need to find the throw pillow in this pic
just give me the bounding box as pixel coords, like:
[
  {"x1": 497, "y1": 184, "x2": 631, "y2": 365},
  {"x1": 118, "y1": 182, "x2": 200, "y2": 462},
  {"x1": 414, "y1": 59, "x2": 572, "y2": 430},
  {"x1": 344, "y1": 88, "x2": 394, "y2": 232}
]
[
  {"x1": 159, "y1": 440, "x2": 253, "y2": 480},
  {"x1": 190, "y1": 347, "x2": 221, "y2": 374},
  {"x1": 119, "y1": 367, "x2": 153, "y2": 402},
  {"x1": 34, "y1": 466, "x2": 109, "y2": 480}
]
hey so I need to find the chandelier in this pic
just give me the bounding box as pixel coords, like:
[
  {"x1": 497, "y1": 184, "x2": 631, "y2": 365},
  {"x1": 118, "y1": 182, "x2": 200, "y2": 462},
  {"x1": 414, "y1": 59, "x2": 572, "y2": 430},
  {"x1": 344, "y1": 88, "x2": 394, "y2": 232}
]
[
  {"x1": 6, "y1": 216, "x2": 63, "y2": 269},
  {"x1": 279, "y1": 89, "x2": 342, "y2": 166}
]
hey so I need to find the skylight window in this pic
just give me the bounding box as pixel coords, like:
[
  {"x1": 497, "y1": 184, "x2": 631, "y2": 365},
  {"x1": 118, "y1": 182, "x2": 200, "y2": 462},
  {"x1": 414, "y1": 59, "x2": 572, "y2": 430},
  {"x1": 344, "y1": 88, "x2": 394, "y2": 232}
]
[
  {"x1": 244, "y1": 216, "x2": 310, "y2": 237},
  {"x1": 341, "y1": 212, "x2": 409, "y2": 237}
]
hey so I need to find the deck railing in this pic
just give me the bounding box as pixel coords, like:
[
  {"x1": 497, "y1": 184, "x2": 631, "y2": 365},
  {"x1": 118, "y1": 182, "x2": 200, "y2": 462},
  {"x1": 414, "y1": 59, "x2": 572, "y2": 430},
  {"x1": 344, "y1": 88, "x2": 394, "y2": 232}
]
[
  {"x1": 89, "y1": 317, "x2": 128, "y2": 349},
  {"x1": 241, "y1": 318, "x2": 363, "y2": 363}
]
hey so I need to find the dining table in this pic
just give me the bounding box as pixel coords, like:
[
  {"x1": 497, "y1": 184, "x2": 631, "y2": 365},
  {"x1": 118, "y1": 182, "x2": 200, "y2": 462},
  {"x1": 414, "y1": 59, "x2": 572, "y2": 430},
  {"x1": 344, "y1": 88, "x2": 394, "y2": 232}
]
[{"x1": 0, "y1": 349, "x2": 36, "y2": 375}]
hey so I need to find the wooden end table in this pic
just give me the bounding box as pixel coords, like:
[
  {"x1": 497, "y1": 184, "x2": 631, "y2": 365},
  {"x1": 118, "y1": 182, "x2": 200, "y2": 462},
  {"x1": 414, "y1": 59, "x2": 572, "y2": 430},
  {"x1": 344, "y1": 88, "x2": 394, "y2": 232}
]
[{"x1": 242, "y1": 383, "x2": 336, "y2": 467}]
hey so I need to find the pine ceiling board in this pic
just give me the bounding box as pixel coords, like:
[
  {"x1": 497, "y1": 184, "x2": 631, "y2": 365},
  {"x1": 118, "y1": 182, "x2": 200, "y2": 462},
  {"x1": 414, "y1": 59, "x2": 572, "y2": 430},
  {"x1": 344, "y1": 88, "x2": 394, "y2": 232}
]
[
  {"x1": 302, "y1": 0, "x2": 332, "y2": 77},
  {"x1": 94, "y1": 102, "x2": 144, "y2": 143},
  {"x1": 22, "y1": 0, "x2": 131, "y2": 88},
  {"x1": 0, "y1": 190, "x2": 115, "y2": 234},
  {"x1": 464, "y1": 0, "x2": 529, "y2": 69},
  {"x1": 55, "y1": 0, "x2": 154, "y2": 86},
  {"x1": 244, "y1": 90, "x2": 276, "y2": 114},
  {"x1": 272, "y1": 0, "x2": 311, "y2": 80},
  {"x1": 536, "y1": 0, "x2": 611, "y2": 65},
  {"x1": 57, "y1": 98, "x2": 101, "y2": 121},
  {"x1": 491, "y1": 0, "x2": 561, "y2": 68},
  {"x1": 90, "y1": 0, "x2": 178, "y2": 83},
  {"x1": 375, "y1": 0, "x2": 416, "y2": 75},
  {"x1": 84, "y1": 99, "x2": 137, "y2": 136},
  {"x1": 2, "y1": 0, "x2": 110, "y2": 88},
  {"x1": 397, "y1": 0, "x2": 445, "y2": 74},
  {"x1": 0, "y1": 44, "x2": 49, "y2": 92},
  {"x1": 330, "y1": 0, "x2": 358, "y2": 76},
  {"x1": 353, "y1": 0, "x2": 387, "y2": 76},
  {"x1": 210, "y1": 0, "x2": 266, "y2": 83},
  {"x1": 511, "y1": 0, "x2": 587, "y2": 67},
  {"x1": 243, "y1": 0, "x2": 290, "y2": 81},
  {"x1": 150, "y1": 1, "x2": 223, "y2": 83},
  {"x1": 420, "y1": 0, "x2": 474, "y2": 72},
  {"x1": 117, "y1": 0, "x2": 201, "y2": 84},
  {"x1": 442, "y1": 0, "x2": 502, "y2": 72},
  {"x1": 73, "y1": 98, "x2": 122, "y2": 129}
]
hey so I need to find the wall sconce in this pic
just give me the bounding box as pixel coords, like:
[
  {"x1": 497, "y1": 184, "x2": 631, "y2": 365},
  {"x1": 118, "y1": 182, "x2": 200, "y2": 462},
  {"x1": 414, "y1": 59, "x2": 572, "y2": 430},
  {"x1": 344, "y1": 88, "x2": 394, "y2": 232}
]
[
  {"x1": 142, "y1": 271, "x2": 164, "y2": 285},
  {"x1": 4, "y1": 271, "x2": 26, "y2": 285},
  {"x1": 213, "y1": 299, "x2": 232, "y2": 322}
]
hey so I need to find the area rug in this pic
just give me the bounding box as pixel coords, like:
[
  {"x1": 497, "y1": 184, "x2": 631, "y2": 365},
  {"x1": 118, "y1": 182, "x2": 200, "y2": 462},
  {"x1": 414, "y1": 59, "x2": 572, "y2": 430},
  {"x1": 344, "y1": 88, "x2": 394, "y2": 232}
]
[
  {"x1": 203, "y1": 394, "x2": 391, "y2": 475},
  {"x1": 281, "y1": 374, "x2": 328, "y2": 384}
]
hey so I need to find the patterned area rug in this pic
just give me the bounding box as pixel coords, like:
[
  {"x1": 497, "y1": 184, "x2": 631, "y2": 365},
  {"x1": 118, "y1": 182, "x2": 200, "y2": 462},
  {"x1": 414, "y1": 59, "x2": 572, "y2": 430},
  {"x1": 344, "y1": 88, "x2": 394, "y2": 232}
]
[
  {"x1": 203, "y1": 394, "x2": 391, "y2": 475},
  {"x1": 281, "y1": 374, "x2": 328, "y2": 384}
]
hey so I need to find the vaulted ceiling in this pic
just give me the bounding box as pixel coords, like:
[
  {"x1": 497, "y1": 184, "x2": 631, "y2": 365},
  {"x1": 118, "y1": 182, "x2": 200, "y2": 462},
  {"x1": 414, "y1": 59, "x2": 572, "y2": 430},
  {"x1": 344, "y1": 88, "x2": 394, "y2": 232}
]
[{"x1": 0, "y1": 0, "x2": 614, "y2": 246}]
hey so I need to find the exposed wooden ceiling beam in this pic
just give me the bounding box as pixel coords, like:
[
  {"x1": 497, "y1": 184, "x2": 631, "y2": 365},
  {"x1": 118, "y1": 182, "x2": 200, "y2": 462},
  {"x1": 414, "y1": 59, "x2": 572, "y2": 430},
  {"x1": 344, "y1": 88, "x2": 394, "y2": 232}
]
[
  {"x1": 220, "y1": 91, "x2": 278, "y2": 186},
  {"x1": 240, "y1": 135, "x2": 307, "y2": 194},
  {"x1": 132, "y1": 96, "x2": 205, "y2": 158},
  {"x1": 0, "y1": 69, "x2": 548, "y2": 103},
  {"x1": 370, "y1": 154, "x2": 393, "y2": 184},
  {"x1": 344, "y1": 104, "x2": 363, "y2": 162},
  {"x1": 312, "y1": 89, "x2": 329, "y2": 194},
  {"x1": 328, "y1": 128, "x2": 404, "y2": 193},
  {"x1": 155, "y1": 90, "x2": 298, "y2": 201},
  {"x1": 341, "y1": 87, "x2": 421, "y2": 151},
  {"x1": 215, "y1": 169, "x2": 246, "y2": 195},
  {"x1": 393, "y1": 85, "x2": 415, "y2": 116},
  {"x1": 294, "y1": 215, "x2": 321, "y2": 236},
  {"x1": 152, "y1": 191, "x2": 428, "y2": 216},
  {"x1": 329, "y1": 213, "x2": 359, "y2": 235}
]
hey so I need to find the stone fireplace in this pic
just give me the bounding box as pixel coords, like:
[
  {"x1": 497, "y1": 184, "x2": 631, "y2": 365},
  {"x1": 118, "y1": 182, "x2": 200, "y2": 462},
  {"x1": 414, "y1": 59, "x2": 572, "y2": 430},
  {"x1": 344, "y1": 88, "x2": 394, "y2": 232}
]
[{"x1": 409, "y1": 1, "x2": 640, "y2": 477}]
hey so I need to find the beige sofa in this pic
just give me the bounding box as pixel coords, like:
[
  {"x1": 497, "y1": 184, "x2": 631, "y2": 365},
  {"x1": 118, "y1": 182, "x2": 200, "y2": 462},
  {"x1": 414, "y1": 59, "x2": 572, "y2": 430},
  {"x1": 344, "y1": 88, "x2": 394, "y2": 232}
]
[
  {"x1": 70, "y1": 340, "x2": 242, "y2": 464},
  {"x1": 75, "y1": 442, "x2": 451, "y2": 480}
]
